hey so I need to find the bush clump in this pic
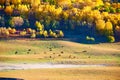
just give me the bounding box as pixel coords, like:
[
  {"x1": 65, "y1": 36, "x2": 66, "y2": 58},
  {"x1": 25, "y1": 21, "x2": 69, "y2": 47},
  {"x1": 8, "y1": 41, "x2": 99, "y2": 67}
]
[
  {"x1": 107, "y1": 36, "x2": 115, "y2": 43},
  {"x1": 10, "y1": 17, "x2": 24, "y2": 27}
]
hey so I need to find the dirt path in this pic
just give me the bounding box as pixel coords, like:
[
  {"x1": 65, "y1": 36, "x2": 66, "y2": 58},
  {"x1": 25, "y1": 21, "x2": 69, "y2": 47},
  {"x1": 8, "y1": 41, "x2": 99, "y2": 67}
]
[{"x1": 0, "y1": 63, "x2": 107, "y2": 71}]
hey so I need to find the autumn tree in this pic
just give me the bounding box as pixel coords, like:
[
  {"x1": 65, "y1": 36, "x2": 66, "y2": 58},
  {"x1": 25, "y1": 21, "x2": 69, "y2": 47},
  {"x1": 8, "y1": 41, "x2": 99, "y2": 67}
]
[
  {"x1": 11, "y1": 0, "x2": 22, "y2": 5},
  {"x1": 104, "y1": 20, "x2": 113, "y2": 36},
  {"x1": 56, "y1": 0, "x2": 71, "y2": 7},
  {"x1": 4, "y1": 6, "x2": 13, "y2": 15},
  {"x1": 95, "y1": 19, "x2": 105, "y2": 34}
]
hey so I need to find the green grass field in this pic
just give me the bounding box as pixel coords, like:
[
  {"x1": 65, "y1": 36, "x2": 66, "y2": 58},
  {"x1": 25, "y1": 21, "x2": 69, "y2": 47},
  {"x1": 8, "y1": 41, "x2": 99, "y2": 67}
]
[{"x1": 0, "y1": 39, "x2": 120, "y2": 65}]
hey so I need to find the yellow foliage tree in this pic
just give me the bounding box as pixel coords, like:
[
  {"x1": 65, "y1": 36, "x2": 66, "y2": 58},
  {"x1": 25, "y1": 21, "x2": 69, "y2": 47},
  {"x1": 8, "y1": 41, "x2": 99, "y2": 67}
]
[
  {"x1": 20, "y1": 30, "x2": 27, "y2": 36},
  {"x1": 21, "y1": 0, "x2": 29, "y2": 4},
  {"x1": 52, "y1": 32, "x2": 57, "y2": 38},
  {"x1": 62, "y1": 12, "x2": 69, "y2": 20},
  {"x1": 85, "y1": 0, "x2": 92, "y2": 2},
  {"x1": 115, "y1": 26, "x2": 120, "y2": 32},
  {"x1": 18, "y1": 4, "x2": 29, "y2": 17},
  {"x1": 104, "y1": 21, "x2": 113, "y2": 36},
  {"x1": 0, "y1": 27, "x2": 9, "y2": 37},
  {"x1": 4, "y1": 6, "x2": 13, "y2": 15},
  {"x1": 49, "y1": 29, "x2": 57, "y2": 38},
  {"x1": 105, "y1": 21, "x2": 113, "y2": 31},
  {"x1": 11, "y1": 0, "x2": 21, "y2": 5},
  {"x1": 56, "y1": 0, "x2": 71, "y2": 7},
  {"x1": 35, "y1": 21, "x2": 44, "y2": 31},
  {"x1": 95, "y1": 19, "x2": 105, "y2": 31},
  {"x1": 55, "y1": 7, "x2": 62, "y2": 16},
  {"x1": 101, "y1": 12, "x2": 109, "y2": 19},
  {"x1": 27, "y1": 28, "x2": 32, "y2": 34},
  {"x1": 31, "y1": 33, "x2": 36, "y2": 38},
  {"x1": 58, "y1": 30, "x2": 64, "y2": 38},
  {"x1": 83, "y1": 6, "x2": 92, "y2": 12},
  {"x1": 9, "y1": 28, "x2": 16, "y2": 34},
  {"x1": 31, "y1": 0, "x2": 41, "y2": 7},
  {"x1": 75, "y1": 0, "x2": 83, "y2": 2},
  {"x1": 18, "y1": 4, "x2": 29, "y2": 12},
  {"x1": 94, "y1": 0, "x2": 104, "y2": 6},
  {"x1": 0, "y1": 0, "x2": 5, "y2": 5},
  {"x1": 49, "y1": 29, "x2": 53, "y2": 37},
  {"x1": 43, "y1": 30, "x2": 48, "y2": 38}
]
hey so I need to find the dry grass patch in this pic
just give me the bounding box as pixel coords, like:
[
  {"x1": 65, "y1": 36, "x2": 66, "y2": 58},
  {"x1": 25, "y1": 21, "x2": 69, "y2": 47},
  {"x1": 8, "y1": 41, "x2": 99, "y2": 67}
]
[{"x1": 0, "y1": 67, "x2": 120, "y2": 80}]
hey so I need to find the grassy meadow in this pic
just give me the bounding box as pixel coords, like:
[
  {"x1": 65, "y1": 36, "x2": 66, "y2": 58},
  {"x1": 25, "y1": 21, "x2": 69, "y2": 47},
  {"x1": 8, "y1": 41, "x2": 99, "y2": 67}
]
[
  {"x1": 0, "y1": 39, "x2": 120, "y2": 80},
  {"x1": 0, "y1": 39, "x2": 120, "y2": 65}
]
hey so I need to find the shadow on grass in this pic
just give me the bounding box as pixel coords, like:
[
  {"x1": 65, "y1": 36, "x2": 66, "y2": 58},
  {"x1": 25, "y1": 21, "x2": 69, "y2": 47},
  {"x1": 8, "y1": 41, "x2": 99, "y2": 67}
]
[
  {"x1": 63, "y1": 30, "x2": 108, "y2": 44},
  {"x1": 0, "y1": 77, "x2": 24, "y2": 80}
]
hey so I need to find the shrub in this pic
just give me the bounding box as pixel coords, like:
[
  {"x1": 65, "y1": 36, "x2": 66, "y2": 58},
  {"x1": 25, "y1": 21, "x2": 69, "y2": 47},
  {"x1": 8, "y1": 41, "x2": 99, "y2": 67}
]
[
  {"x1": 49, "y1": 29, "x2": 53, "y2": 37},
  {"x1": 57, "y1": 30, "x2": 64, "y2": 38},
  {"x1": 9, "y1": 28, "x2": 16, "y2": 34},
  {"x1": 31, "y1": 33, "x2": 36, "y2": 38},
  {"x1": 107, "y1": 36, "x2": 115, "y2": 43},
  {"x1": 43, "y1": 30, "x2": 48, "y2": 38},
  {"x1": 10, "y1": 17, "x2": 24, "y2": 27},
  {"x1": 0, "y1": 27, "x2": 9, "y2": 37},
  {"x1": 26, "y1": 28, "x2": 32, "y2": 34},
  {"x1": 49, "y1": 29, "x2": 57, "y2": 38},
  {"x1": 86, "y1": 36, "x2": 95, "y2": 41},
  {"x1": 20, "y1": 30, "x2": 27, "y2": 36},
  {"x1": 35, "y1": 21, "x2": 44, "y2": 31}
]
